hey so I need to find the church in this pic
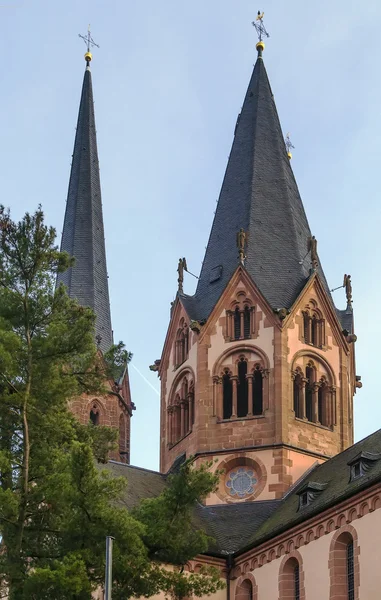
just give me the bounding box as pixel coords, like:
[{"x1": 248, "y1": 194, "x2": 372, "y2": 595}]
[{"x1": 59, "y1": 20, "x2": 380, "y2": 600}]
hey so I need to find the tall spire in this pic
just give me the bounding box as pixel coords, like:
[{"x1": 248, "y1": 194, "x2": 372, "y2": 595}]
[
  {"x1": 191, "y1": 41, "x2": 329, "y2": 320},
  {"x1": 57, "y1": 45, "x2": 113, "y2": 353}
]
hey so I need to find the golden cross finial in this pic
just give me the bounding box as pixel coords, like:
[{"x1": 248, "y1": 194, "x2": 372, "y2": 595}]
[{"x1": 78, "y1": 25, "x2": 99, "y2": 64}]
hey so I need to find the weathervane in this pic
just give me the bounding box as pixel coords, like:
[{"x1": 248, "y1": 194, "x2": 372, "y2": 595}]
[
  {"x1": 252, "y1": 11, "x2": 270, "y2": 52},
  {"x1": 79, "y1": 25, "x2": 99, "y2": 65},
  {"x1": 285, "y1": 133, "x2": 295, "y2": 160}
]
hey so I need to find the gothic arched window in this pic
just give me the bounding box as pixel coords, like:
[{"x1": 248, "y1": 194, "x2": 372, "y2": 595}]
[
  {"x1": 119, "y1": 413, "x2": 128, "y2": 463},
  {"x1": 89, "y1": 402, "x2": 101, "y2": 426},
  {"x1": 293, "y1": 372, "x2": 302, "y2": 418},
  {"x1": 253, "y1": 366, "x2": 263, "y2": 415},
  {"x1": 223, "y1": 370, "x2": 233, "y2": 420},
  {"x1": 168, "y1": 373, "x2": 195, "y2": 447},
  {"x1": 225, "y1": 298, "x2": 255, "y2": 341},
  {"x1": 237, "y1": 359, "x2": 248, "y2": 418}
]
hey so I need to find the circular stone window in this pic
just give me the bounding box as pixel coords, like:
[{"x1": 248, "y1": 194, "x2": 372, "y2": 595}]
[{"x1": 225, "y1": 466, "x2": 258, "y2": 499}]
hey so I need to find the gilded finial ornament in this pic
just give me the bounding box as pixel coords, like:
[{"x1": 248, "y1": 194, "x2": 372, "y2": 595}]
[
  {"x1": 252, "y1": 10, "x2": 270, "y2": 54},
  {"x1": 79, "y1": 25, "x2": 99, "y2": 65},
  {"x1": 285, "y1": 133, "x2": 295, "y2": 160},
  {"x1": 237, "y1": 228, "x2": 247, "y2": 265}
]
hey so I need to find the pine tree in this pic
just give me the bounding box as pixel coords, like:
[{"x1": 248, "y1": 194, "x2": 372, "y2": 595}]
[{"x1": 0, "y1": 207, "x2": 224, "y2": 599}]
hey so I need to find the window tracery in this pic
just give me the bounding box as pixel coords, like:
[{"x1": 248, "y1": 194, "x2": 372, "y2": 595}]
[
  {"x1": 225, "y1": 294, "x2": 255, "y2": 341},
  {"x1": 292, "y1": 357, "x2": 335, "y2": 428},
  {"x1": 214, "y1": 350, "x2": 268, "y2": 421},
  {"x1": 174, "y1": 318, "x2": 189, "y2": 368},
  {"x1": 167, "y1": 373, "x2": 194, "y2": 446},
  {"x1": 302, "y1": 300, "x2": 325, "y2": 348}
]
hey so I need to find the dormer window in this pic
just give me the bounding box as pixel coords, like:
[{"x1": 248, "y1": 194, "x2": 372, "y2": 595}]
[
  {"x1": 297, "y1": 481, "x2": 327, "y2": 511},
  {"x1": 348, "y1": 451, "x2": 381, "y2": 482}
]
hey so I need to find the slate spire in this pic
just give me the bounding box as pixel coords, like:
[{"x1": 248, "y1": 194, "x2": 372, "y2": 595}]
[
  {"x1": 192, "y1": 46, "x2": 329, "y2": 320},
  {"x1": 57, "y1": 56, "x2": 113, "y2": 353}
]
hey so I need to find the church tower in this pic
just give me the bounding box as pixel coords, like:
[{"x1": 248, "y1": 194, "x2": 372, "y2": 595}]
[
  {"x1": 157, "y1": 37, "x2": 358, "y2": 501},
  {"x1": 58, "y1": 41, "x2": 133, "y2": 463}
]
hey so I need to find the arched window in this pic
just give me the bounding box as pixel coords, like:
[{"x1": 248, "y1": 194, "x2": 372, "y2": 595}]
[
  {"x1": 237, "y1": 359, "x2": 248, "y2": 418},
  {"x1": 305, "y1": 366, "x2": 314, "y2": 422},
  {"x1": 234, "y1": 307, "x2": 241, "y2": 340},
  {"x1": 253, "y1": 366, "x2": 263, "y2": 415},
  {"x1": 168, "y1": 373, "x2": 195, "y2": 446},
  {"x1": 302, "y1": 303, "x2": 324, "y2": 348},
  {"x1": 235, "y1": 579, "x2": 254, "y2": 600},
  {"x1": 89, "y1": 402, "x2": 101, "y2": 425},
  {"x1": 174, "y1": 320, "x2": 189, "y2": 367},
  {"x1": 279, "y1": 555, "x2": 305, "y2": 600},
  {"x1": 329, "y1": 530, "x2": 359, "y2": 600},
  {"x1": 223, "y1": 370, "x2": 233, "y2": 420}
]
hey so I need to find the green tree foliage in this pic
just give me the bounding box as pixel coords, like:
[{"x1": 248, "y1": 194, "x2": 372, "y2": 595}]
[{"x1": 0, "y1": 207, "x2": 224, "y2": 599}]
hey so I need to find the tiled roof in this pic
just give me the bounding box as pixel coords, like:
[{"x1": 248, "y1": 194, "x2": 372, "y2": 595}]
[
  {"x1": 238, "y1": 428, "x2": 381, "y2": 555},
  {"x1": 104, "y1": 429, "x2": 381, "y2": 558},
  {"x1": 57, "y1": 66, "x2": 113, "y2": 353}
]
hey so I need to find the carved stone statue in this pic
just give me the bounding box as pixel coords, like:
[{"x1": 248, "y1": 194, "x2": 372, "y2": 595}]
[
  {"x1": 309, "y1": 236, "x2": 318, "y2": 270},
  {"x1": 177, "y1": 257, "x2": 187, "y2": 292},
  {"x1": 236, "y1": 228, "x2": 246, "y2": 263},
  {"x1": 343, "y1": 274, "x2": 353, "y2": 306}
]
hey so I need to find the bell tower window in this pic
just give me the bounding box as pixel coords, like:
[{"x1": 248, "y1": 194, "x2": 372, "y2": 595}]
[
  {"x1": 225, "y1": 296, "x2": 255, "y2": 341},
  {"x1": 292, "y1": 359, "x2": 335, "y2": 429},
  {"x1": 223, "y1": 370, "x2": 233, "y2": 420},
  {"x1": 302, "y1": 301, "x2": 325, "y2": 348},
  {"x1": 237, "y1": 359, "x2": 248, "y2": 418},
  {"x1": 217, "y1": 352, "x2": 267, "y2": 421},
  {"x1": 174, "y1": 318, "x2": 189, "y2": 368}
]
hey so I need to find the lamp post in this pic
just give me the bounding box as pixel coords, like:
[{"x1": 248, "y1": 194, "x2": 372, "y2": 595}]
[{"x1": 105, "y1": 536, "x2": 114, "y2": 600}]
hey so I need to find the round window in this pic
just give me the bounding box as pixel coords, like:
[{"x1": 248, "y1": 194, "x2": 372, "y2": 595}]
[{"x1": 225, "y1": 466, "x2": 258, "y2": 499}]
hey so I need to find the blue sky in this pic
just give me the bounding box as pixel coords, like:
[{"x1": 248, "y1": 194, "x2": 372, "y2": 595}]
[{"x1": 1, "y1": 1, "x2": 380, "y2": 470}]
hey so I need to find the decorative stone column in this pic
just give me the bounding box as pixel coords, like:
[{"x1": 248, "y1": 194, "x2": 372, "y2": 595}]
[
  {"x1": 212, "y1": 376, "x2": 220, "y2": 418},
  {"x1": 231, "y1": 376, "x2": 238, "y2": 418},
  {"x1": 187, "y1": 392, "x2": 193, "y2": 432},
  {"x1": 180, "y1": 401, "x2": 186, "y2": 438},
  {"x1": 167, "y1": 407, "x2": 173, "y2": 446},
  {"x1": 331, "y1": 385, "x2": 337, "y2": 426},
  {"x1": 312, "y1": 382, "x2": 320, "y2": 423},
  {"x1": 246, "y1": 374, "x2": 254, "y2": 416},
  {"x1": 300, "y1": 377, "x2": 308, "y2": 420},
  {"x1": 240, "y1": 310, "x2": 244, "y2": 339},
  {"x1": 226, "y1": 311, "x2": 232, "y2": 340}
]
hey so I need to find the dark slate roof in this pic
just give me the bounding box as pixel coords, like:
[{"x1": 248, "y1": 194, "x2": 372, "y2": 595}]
[
  {"x1": 194, "y1": 500, "x2": 280, "y2": 555},
  {"x1": 57, "y1": 65, "x2": 113, "y2": 353},
  {"x1": 102, "y1": 461, "x2": 167, "y2": 510},
  {"x1": 101, "y1": 430, "x2": 381, "y2": 558},
  {"x1": 238, "y1": 428, "x2": 381, "y2": 555},
  {"x1": 186, "y1": 52, "x2": 329, "y2": 321}
]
